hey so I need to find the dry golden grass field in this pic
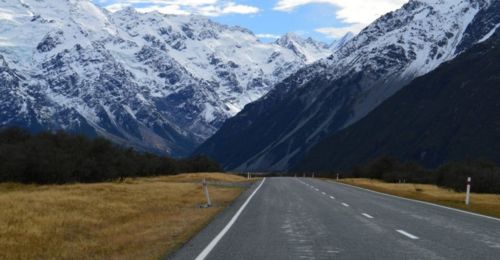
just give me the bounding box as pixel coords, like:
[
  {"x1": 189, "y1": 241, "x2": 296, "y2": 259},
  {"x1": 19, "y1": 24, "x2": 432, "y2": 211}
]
[
  {"x1": 0, "y1": 173, "x2": 249, "y2": 260},
  {"x1": 338, "y1": 178, "x2": 500, "y2": 218}
]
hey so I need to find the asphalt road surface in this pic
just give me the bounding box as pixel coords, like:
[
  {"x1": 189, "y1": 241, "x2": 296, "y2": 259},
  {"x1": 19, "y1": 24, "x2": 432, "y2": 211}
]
[{"x1": 170, "y1": 177, "x2": 500, "y2": 260}]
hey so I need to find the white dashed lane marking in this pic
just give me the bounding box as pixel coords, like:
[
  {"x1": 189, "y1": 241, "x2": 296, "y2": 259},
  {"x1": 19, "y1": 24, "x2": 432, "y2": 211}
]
[
  {"x1": 362, "y1": 213, "x2": 374, "y2": 219},
  {"x1": 396, "y1": 230, "x2": 419, "y2": 240}
]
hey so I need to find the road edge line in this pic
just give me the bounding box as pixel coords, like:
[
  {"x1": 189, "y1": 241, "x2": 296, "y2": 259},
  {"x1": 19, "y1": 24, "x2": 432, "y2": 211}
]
[
  {"x1": 195, "y1": 178, "x2": 266, "y2": 260},
  {"x1": 328, "y1": 180, "x2": 500, "y2": 222}
]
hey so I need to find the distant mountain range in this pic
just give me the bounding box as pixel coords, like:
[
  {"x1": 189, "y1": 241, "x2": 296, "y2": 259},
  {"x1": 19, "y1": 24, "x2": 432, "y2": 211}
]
[
  {"x1": 3, "y1": 0, "x2": 500, "y2": 171},
  {"x1": 297, "y1": 28, "x2": 500, "y2": 171},
  {"x1": 196, "y1": 0, "x2": 500, "y2": 171},
  {"x1": 0, "y1": 0, "x2": 332, "y2": 156}
]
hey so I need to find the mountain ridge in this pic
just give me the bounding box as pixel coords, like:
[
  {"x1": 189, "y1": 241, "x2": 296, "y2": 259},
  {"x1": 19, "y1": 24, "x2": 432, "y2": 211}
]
[
  {"x1": 0, "y1": 0, "x2": 332, "y2": 156},
  {"x1": 297, "y1": 27, "x2": 500, "y2": 171},
  {"x1": 195, "y1": 0, "x2": 499, "y2": 170}
]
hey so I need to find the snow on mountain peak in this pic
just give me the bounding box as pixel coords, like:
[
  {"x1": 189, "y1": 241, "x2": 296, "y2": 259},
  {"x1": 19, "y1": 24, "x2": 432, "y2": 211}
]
[
  {"x1": 0, "y1": 0, "x2": 334, "y2": 156},
  {"x1": 275, "y1": 33, "x2": 331, "y2": 63},
  {"x1": 195, "y1": 0, "x2": 500, "y2": 171},
  {"x1": 329, "y1": 32, "x2": 355, "y2": 51}
]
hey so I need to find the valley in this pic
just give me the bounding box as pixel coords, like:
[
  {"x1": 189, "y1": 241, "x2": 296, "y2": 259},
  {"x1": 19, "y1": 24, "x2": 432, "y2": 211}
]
[
  {"x1": 1, "y1": 1, "x2": 500, "y2": 259},
  {"x1": 0, "y1": 0, "x2": 332, "y2": 156}
]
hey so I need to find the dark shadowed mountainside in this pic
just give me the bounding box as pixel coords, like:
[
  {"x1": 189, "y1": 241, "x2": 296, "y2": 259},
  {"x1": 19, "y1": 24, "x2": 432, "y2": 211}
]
[
  {"x1": 297, "y1": 29, "x2": 500, "y2": 171},
  {"x1": 195, "y1": 0, "x2": 499, "y2": 171}
]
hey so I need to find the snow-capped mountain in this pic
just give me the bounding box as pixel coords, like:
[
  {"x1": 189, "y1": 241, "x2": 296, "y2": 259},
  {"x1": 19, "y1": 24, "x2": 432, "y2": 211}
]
[
  {"x1": 110, "y1": 9, "x2": 332, "y2": 119},
  {"x1": 329, "y1": 32, "x2": 354, "y2": 51},
  {"x1": 0, "y1": 0, "x2": 332, "y2": 156},
  {"x1": 298, "y1": 27, "x2": 500, "y2": 171},
  {"x1": 275, "y1": 33, "x2": 332, "y2": 63},
  {"x1": 196, "y1": 0, "x2": 500, "y2": 171}
]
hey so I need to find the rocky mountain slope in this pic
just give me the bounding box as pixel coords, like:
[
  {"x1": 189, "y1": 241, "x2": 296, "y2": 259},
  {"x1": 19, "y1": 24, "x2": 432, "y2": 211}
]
[
  {"x1": 0, "y1": 0, "x2": 331, "y2": 156},
  {"x1": 196, "y1": 0, "x2": 500, "y2": 170},
  {"x1": 297, "y1": 28, "x2": 500, "y2": 171}
]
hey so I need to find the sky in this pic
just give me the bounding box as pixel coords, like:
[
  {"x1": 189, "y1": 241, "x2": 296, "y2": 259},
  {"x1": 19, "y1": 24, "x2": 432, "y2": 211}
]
[{"x1": 93, "y1": 0, "x2": 408, "y2": 43}]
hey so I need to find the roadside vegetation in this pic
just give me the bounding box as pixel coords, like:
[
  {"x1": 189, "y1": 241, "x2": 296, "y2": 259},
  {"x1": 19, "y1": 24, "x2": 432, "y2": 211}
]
[
  {"x1": 0, "y1": 128, "x2": 220, "y2": 184},
  {"x1": 333, "y1": 156, "x2": 500, "y2": 194},
  {"x1": 0, "y1": 173, "x2": 249, "y2": 259},
  {"x1": 338, "y1": 178, "x2": 500, "y2": 218},
  {"x1": 314, "y1": 156, "x2": 500, "y2": 218}
]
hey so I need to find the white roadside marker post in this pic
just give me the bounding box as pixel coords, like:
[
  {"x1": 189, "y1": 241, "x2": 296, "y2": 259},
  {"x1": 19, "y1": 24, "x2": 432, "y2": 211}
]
[
  {"x1": 465, "y1": 177, "x2": 471, "y2": 206},
  {"x1": 203, "y1": 178, "x2": 212, "y2": 207},
  {"x1": 336, "y1": 173, "x2": 339, "y2": 181},
  {"x1": 312, "y1": 172, "x2": 315, "y2": 178},
  {"x1": 247, "y1": 172, "x2": 250, "y2": 179}
]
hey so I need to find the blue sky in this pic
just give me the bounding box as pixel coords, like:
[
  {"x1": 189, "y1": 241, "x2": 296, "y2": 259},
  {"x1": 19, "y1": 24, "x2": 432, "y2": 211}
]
[{"x1": 93, "y1": 0, "x2": 407, "y2": 43}]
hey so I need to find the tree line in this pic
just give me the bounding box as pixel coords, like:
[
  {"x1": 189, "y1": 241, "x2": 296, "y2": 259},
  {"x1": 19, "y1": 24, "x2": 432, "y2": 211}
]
[
  {"x1": 344, "y1": 156, "x2": 500, "y2": 194},
  {"x1": 0, "y1": 128, "x2": 221, "y2": 184}
]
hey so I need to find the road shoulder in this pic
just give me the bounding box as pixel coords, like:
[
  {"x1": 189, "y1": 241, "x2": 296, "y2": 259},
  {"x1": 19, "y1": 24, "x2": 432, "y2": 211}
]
[
  {"x1": 328, "y1": 179, "x2": 500, "y2": 221},
  {"x1": 166, "y1": 179, "x2": 262, "y2": 260}
]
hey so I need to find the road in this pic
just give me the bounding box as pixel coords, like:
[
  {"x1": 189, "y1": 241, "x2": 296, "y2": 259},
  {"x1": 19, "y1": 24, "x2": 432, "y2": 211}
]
[{"x1": 170, "y1": 177, "x2": 500, "y2": 260}]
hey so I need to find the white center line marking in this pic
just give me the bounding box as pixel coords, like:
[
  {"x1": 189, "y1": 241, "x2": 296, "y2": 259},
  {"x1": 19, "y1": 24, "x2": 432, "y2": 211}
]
[
  {"x1": 396, "y1": 230, "x2": 419, "y2": 240},
  {"x1": 195, "y1": 178, "x2": 266, "y2": 260},
  {"x1": 329, "y1": 196, "x2": 335, "y2": 199},
  {"x1": 362, "y1": 213, "x2": 374, "y2": 219},
  {"x1": 321, "y1": 192, "x2": 326, "y2": 195},
  {"x1": 342, "y1": 203, "x2": 349, "y2": 207}
]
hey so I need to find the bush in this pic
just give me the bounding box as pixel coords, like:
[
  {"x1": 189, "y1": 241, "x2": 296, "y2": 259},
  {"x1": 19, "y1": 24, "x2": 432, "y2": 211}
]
[{"x1": 437, "y1": 161, "x2": 500, "y2": 193}]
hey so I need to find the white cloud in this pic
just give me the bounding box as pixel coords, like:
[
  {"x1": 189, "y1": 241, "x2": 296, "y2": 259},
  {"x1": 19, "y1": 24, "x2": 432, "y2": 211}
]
[
  {"x1": 195, "y1": 3, "x2": 259, "y2": 16},
  {"x1": 256, "y1": 33, "x2": 281, "y2": 39},
  {"x1": 221, "y1": 3, "x2": 259, "y2": 15},
  {"x1": 275, "y1": 0, "x2": 406, "y2": 24},
  {"x1": 105, "y1": 3, "x2": 132, "y2": 12},
  {"x1": 135, "y1": 4, "x2": 191, "y2": 15},
  {"x1": 315, "y1": 23, "x2": 364, "y2": 38},
  {"x1": 102, "y1": 0, "x2": 219, "y2": 7},
  {"x1": 275, "y1": 0, "x2": 406, "y2": 37},
  {"x1": 103, "y1": 0, "x2": 259, "y2": 16}
]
